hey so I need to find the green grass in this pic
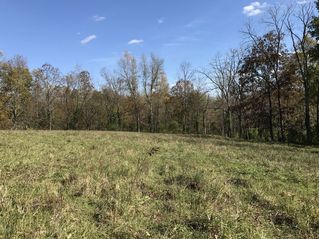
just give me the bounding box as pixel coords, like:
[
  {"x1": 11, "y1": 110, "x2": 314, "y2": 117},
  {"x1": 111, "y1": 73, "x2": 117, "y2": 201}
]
[{"x1": 0, "y1": 131, "x2": 318, "y2": 238}]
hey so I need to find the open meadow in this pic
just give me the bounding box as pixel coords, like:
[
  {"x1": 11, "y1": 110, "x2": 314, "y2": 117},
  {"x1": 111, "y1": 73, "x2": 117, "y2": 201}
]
[{"x1": 0, "y1": 131, "x2": 318, "y2": 238}]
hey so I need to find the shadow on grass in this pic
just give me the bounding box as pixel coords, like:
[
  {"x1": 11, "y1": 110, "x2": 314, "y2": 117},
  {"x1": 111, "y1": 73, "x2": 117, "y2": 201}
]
[
  {"x1": 178, "y1": 134, "x2": 319, "y2": 151},
  {"x1": 247, "y1": 192, "x2": 300, "y2": 232}
]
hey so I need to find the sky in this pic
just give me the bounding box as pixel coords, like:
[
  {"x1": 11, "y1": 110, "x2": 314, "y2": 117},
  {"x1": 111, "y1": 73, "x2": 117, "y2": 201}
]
[{"x1": 0, "y1": 0, "x2": 311, "y2": 87}]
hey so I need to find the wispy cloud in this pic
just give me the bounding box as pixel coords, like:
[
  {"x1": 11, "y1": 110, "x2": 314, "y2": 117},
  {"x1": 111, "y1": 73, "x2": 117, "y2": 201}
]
[
  {"x1": 128, "y1": 39, "x2": 144, "y2": 45},
  {"x1": 163, "y1": 35, "x2": 200, "y2": 47},
  {"x1": 185, "y1": 19, "x2": 205, "y2": 28},
  {"x1": 163, "y1": 42, "x2": 180, "y2": 47},
  {"x1": 243, "y1": 2, "x2": 267, "y2": 16},
  {"x1": 297, "y1": 0, "x2": 309, "y2": 4},
  {"x1": 176, "y1": 36, "x2": 199, "y2": 42},
  {"x1": 0, "y1": 50, "x2": 4, "y2": 56},
  {"x1": 93, "y1": 15, "x2": 106, "y2": 22},
  {"x1": 158, "y1": 18, "x2": 164, "y2": 24},
  {"x1": 81, "y1": 35, "x2": 97, "y2": 45}
]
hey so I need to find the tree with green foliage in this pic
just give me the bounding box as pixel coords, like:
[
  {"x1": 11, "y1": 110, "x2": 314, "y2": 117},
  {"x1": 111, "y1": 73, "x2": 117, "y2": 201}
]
[{"x1": 0, "y1": 56, "x2": 32, "y2": 128}]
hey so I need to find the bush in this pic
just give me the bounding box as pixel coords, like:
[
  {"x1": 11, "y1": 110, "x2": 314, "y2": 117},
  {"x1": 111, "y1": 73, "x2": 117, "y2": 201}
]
[{"x1": 168, "y1": 121, "x2": 181, "y2": 133}]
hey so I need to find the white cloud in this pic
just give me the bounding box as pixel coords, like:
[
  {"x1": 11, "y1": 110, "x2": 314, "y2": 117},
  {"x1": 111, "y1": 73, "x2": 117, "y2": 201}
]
[
  {"x1": 158, "y1": 18, "x2": 164, "y2": 24},
  {"x1": 297, "y1": 0, "x2": 309, "y2": 4},
  {"x1": 80, "y1": 35, "x2": 97, "y2": 45},
  {"x1": 93, "y1": 15, "x2": 106, "y2": 22},
  {"x1": 128, "y1": 39, "x2": 144, "y2": 45},
  {"x1": 0, "y1": 50, "x2": 4, "y2": 57},
  {"x1": 243, "y1": 2, "x2": 267, "y2": 16}
]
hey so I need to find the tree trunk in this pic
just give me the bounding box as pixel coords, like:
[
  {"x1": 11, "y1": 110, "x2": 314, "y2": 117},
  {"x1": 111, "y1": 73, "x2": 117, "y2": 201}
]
[
  {"x1": 267, "y1": 86, "x2": 274, "y2": 142},
  {"x1": 238, "y1": 109, "x2": 242, "y2": 139},
  {"x1": 136, "y1": 110, "x2": 140, "y2": 132},
  {"x1": 316, "y1": 92, "x2": 319, "y2": 141},
  {"x1": 202, "y1": 110, "x2": 207, "y2": 135},
  {"x1": 276, "y1": 81, "x2": 284, "y2": 142},
  {"x1": 222, "y1": 109, "x2": 225, "y2": 137},
  {"x1": 229, "y1": 109, "x2": 232, "y2": 138},
  {"x1": 304, "y1": 80, "x2": 312, "y2": 144},
  {"x1": 183, "y1": 113, "x2": 186, "y2": 133},
  {"x1": 49, "y1": 111, "x2": 52, "y2": 130},
  {"x1": 196, "y1": 111, "x2": 200, "y2": 134},
  {"x1": 150, "y1": 103, "x2": 154, "y2": 133},
  {"x1": 117, "y1": 105, "x2": 121, "y2": 130}
]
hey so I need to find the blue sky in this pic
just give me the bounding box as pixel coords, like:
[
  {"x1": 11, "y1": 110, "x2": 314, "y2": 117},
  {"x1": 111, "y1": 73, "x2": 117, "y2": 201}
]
[{"x1": 0, "y1": 0, "x2": 306, "y2": 87}]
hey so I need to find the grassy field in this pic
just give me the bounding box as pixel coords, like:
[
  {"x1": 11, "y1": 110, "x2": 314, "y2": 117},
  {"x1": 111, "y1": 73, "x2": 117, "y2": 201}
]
[{"x1": 0, "y1": 131, "x2": 318, "y2": 239}]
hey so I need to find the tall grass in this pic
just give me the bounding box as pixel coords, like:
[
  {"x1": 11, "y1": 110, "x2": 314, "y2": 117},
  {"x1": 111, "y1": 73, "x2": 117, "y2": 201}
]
[{"x1": 0, "y1": 131, "x2": 318, "y2": 238}]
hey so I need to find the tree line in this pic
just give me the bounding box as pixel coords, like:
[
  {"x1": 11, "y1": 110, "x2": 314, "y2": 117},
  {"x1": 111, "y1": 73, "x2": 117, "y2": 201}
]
[{"x1": 1, "y1": 2, "x2": 319, "y2": 144}]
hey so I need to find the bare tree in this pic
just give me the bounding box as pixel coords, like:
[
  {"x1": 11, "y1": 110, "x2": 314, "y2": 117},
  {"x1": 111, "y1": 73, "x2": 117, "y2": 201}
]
[
  {"x1": 141, "y1": 54, "x2": 164, "y2": 132},
  {"x1": 200, "y1": 50, "x2": 241, "y2": 137},
  {"x1": 101, "y1": 68, "x2": 124, "y2": 129},
  {"x1": 178, "y1": 62, "x2": 195, "y2": 133},
  {"x1": 286, "y1": 2, "x2": 315, "y2": 144},
  {"x1": 118, "y1": 52, "x2": 141, "y2": 132},
  {"x1": 33, "y1": 64, "x2": 61, "y2": 130},
  {"x1": 242, "y1": 6, "x2": 290, "y2": 141}
]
